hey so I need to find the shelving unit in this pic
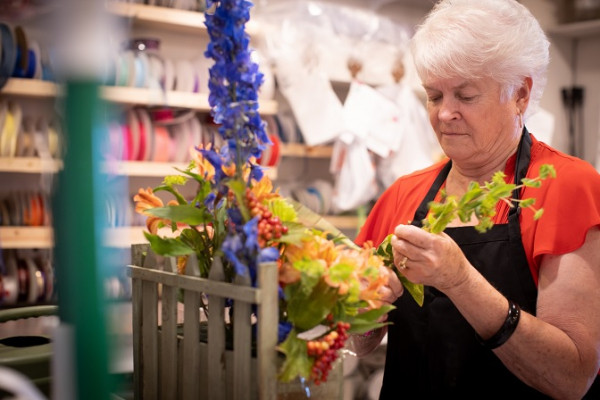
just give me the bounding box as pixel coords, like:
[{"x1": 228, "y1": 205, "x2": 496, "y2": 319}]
[
  {"x1": 0, "y1": 158, "x2": 63, "y2": 174},
  {"x1": 0, "y1": 226, "x2": 54, "y2": 248},
  {"x1": 547, "y1": 18, "x2": 600, "y2": 38},
  {"x1": 105, "y1": 2, "x2": 259, "y2": 36},
  {"x1": 1, "y1": 79, "x2": 278, "y2": 115},
  {"x1": 280, "y1": 143, "x2": 333, "y2": 158},
  {"x1": 103, "y1": 160, "x2": 277, "y2": 180}
]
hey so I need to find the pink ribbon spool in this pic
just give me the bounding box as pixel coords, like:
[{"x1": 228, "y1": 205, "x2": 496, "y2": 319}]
[
  {"x1": 137, "y1": 115, "x2": 146, "y2": 161},
  {"x1": 153, "y1": 126, "x2": 172, "y2": 163}
]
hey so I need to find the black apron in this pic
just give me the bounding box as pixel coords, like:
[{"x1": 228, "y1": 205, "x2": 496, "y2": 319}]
[{"x1": 379, "y1": 129, "x2": 600, "y2": 399}]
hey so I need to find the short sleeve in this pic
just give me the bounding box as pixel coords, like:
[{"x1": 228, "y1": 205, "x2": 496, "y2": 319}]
[
  {"x1": 521, "y1": 155, "x2": 600, "y2": 274},
  {"x1": 355, "y1": 181, "x2": 401, "y2": 247}
]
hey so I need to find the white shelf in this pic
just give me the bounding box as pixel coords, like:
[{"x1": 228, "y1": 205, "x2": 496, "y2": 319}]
[
  {"x1": 0, "y1": 227, "x2": 54, "y2": 248},
  {"x1": 547, "y1": 19, "x2": 600, "y2": 38},
  {"x1": 103, "y1": 161, "x2": 278, "y2": 180},
  {"x1": 105, "y1": 2, "x2": 259, "y2": 36},
  {"x1": 0, "y1": 79, "x2": 60, "y2": 98},
  {"x1": 0, "y1": 158, "x2": 63, "y2": 174},
  {"x1": 280, "y1": 143, "x2": 333, "y2": 159},
  {"x1": 1, "y1": 79, "x2": 278, "y2": 115}
]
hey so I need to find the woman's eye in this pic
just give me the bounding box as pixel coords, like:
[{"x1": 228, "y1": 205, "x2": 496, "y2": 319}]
[
  {"x1": 428, "y1": 96, "x2": 441, "y2": 103},
  {"x1": 458, "y1": 95, "x2": 475, "y2": 102}
]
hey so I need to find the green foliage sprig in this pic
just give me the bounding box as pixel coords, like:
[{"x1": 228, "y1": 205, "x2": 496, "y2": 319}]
[{"x1": 376, "y1": 164, "x2": 556, "y2": 306}]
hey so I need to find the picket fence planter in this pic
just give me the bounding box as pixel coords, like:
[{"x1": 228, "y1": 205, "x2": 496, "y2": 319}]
[{"x1": 128, "y1": 244, "x2": 342, "y2": 400}]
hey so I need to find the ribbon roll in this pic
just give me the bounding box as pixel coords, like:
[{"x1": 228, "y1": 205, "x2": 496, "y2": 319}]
[
  {"x1": 13, "y1": 26, "x2": 29, "y2": 74},
  {"x1": 136, "y1": 110, "x2": 146, "y2": 161},
  {"x1": 38, "y1": 256, "x2": 54, "y2": 302},
  {"x1": 153, "y1": 126, "x2": 172, "y2": 162},
  {"x1": 23, "y1": 256, "x2": 38, "y2": 304},
  {"x1": 0, "y1": 198, "x2": 9, "y2": 226},
  {"x1": 127, "y1": 110, "x2": 140, "y2": 161},
  {"x1": 0, "y1": 23, "x2": 17, "y2": 89},
  {"x1": 29, "y1": 41, "x2": 43, "y2": 80},
  {"x1": 137, "y1": 108, "x2": 154, "y2": 161}
]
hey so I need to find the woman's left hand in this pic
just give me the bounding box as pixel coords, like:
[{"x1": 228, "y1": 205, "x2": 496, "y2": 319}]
[{"x1": 391, "y1": 224, "x2": 471, "y2": 292}]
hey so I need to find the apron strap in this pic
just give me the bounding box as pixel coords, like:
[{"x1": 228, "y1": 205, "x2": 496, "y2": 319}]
[{"x1": 411, "y1": 160, "x2": 452, "y2": 228}]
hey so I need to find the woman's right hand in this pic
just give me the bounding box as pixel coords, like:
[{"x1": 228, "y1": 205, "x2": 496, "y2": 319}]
[{"x1": 370, "y1": 265, "x2": 404, "y2": 316}]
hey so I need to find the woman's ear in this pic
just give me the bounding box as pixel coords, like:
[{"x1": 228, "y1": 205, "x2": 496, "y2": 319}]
[{"x1": 516, "y1": 77, "x2": 533, "y2": 112}]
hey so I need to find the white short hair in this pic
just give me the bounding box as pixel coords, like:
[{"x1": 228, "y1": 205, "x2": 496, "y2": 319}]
[{"x1": 410, "y1": 0, "x2": 550, "y2": 118}]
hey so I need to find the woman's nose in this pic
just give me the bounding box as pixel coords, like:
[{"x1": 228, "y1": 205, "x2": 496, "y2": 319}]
[{"x1": 438, "y1": 99, "x2": 459, "y2": 122}]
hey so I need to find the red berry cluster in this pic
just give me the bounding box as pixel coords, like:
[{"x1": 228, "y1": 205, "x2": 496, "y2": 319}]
[
  {"x1": 307, "y1": 322, "x2": 350, "y2": 385},
  {"x1": 245, "y1": 188, "x2": 288, "y2": 247}
]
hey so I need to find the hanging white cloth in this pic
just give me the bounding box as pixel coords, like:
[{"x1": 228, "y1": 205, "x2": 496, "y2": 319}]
[
  {"x1": 275, "y1": 55, "x2": 344, "y2": 147},
  {"x1": 525, "y1": 107, "x2": 555, "y2": 146},
  {"x1": 330, "y1": 136, "x2": 378, "y2": 212},
  {"x1": 375, "y1": 81, "x2": 442, "y2": 189},
  {"x1": 330, "y1": 80, "x2": 401, "y2": 211}
]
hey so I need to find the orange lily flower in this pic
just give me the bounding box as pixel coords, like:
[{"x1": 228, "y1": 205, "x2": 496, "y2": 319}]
[
  {"x1": 133, "y1": 187, "x2": 177, "y2": 234},
  {"x1": 189, "y1": 144, "x2": 216, "y2": 181}
]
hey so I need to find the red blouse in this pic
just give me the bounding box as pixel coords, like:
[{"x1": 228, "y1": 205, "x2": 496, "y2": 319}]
[{"x1": 355, "y1": 135, "x2": 600, "y2": 285}]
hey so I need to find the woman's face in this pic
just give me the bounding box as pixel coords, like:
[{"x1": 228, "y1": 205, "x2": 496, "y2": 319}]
[{"x1": 423, "y1": 76, "x2": 520, "y2": 167}]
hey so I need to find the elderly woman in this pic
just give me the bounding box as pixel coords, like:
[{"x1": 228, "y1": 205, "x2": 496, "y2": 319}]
[{"x1": 353, "y1": 0, "x2": 600, "y2": 398}]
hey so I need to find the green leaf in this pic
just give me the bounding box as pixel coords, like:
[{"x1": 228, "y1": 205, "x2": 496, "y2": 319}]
[
  {"x1": 519, "y1": 198, "x2": 536, "y2": 208},
  {"x1": 533, "y1": 208, "x2": 544, "y2": 220},
  {"x1": 286, "y1": 280, "x2": 339, "y2": 332},
  {"x1": 346, "y1": 321, "x2": 390, "y2": 335},
  {"x1": 277, "y1": 330, "x2": 312, "y2": 383},
  {"x1": 268, "y1": 198, "x2": 298, "y2": 223},
  {"x1": 521, "y1": 178, "x2": 542, "y2": 188},
  {"x1": 145, "y1": 205, "x2": 211, "y2": 225},
  {"x1": 399, "y1": 274, "x2": 425, "y2": 306},
  {"x1": 276, "y1": 223, "x2": 309, "y2": 245},
  {"x1": 192, "y1": 180, "x2": 213, "y2": 206},
  {"x1": 539, "y1": 164, "x2": 557, "y2": 179},
  {"x1": 294, "y1": 259, "x2": 326, "y2": 295},
  {"x1": 153, "y1": 185, "x2": 187, "y2": 205},
  {"x1": 227, "y1": 179, "x2": 251, "y2": 222},
  {"x1": 143, "y1": 232, "x2": 195, "y2": 257},
  {"x1": 350, "y1": 304, "x2": 395, "y2": 325},
  {"x1": 173, "y1": 166, "x2": 209, "y2": 184}
]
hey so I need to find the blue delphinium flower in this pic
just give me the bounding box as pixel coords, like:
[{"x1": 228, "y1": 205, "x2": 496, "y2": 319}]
[{"x1": 204, "y1": 0, "x2": 270, "y2": 174}]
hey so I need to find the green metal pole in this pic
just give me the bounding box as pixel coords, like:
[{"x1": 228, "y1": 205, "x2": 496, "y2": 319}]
[{"x1": 53, "y1": 81, "x2": 110, "y2": 400}]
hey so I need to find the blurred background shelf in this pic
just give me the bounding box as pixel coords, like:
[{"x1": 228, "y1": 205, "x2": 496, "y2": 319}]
[
  {"x1": 102, "y1": 161, "x2": 278, "y2": 180},
  {"x1": 105, "y1": 2, "x2": 259, "y2": 36},
  {"x1": 280, "y1": 143, "x2": 333, "y2": 158},
  {"x1": 1, "y1": 79, "x2": 278, "y2": 115},
  {"x1": 0, "y1": 226, "x2": 54, "y2": 248},
  {"x1": 0, "y1": 158, "x2": 63, "y2": 174},
  {"x1": 0, "y1": 78, "x2": 60, "y2": 98}
]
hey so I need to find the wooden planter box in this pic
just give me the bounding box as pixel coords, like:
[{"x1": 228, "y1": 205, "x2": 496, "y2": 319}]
[{"x1": 128, "y1": 244, "x2": 343, "y2": 400}]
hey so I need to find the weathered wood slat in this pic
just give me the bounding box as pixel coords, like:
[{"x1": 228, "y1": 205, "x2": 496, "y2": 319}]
[
  {"x1": 141, "y1": 252, "x2": 159, "y2": 400},
  {"x1": 132, "y1": 276, "x2": 143, "y2": 400},
  {"x1": 127, "y1": 266, "x2": 260, "y2": 303},
  {"x1": 257, "y1": 262, "x2": 279, "y2": 400},
  {"x1": 233, "y1": 272, "x2": 252, "y2": 400},
  {"x1": 208, "y1": 257, "x2": 226, "y2": 400},
  {"x1": 182, "y1": 255, "x2": 201, "y2": 400},
  {"x1": 131, "y1": 243, "x2": 148, "y2": 400},
  {"x1": 160, "y1": 257, "x2": 178, "y2": 399}
]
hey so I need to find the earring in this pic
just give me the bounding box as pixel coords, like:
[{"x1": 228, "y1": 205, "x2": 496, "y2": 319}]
[{"x1": 517, "y1": 110, "x2": 523, "y2": 130}]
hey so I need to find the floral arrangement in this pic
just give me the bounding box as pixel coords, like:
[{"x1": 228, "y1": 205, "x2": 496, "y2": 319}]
[
  {"x1": 133, "y1": 0, "x2": 556, "y2": 386},
  {"x1": 133, "y1": 0, "x2": 393, "y2": 385}
]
